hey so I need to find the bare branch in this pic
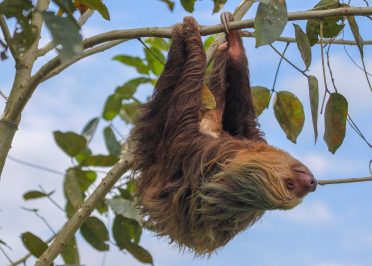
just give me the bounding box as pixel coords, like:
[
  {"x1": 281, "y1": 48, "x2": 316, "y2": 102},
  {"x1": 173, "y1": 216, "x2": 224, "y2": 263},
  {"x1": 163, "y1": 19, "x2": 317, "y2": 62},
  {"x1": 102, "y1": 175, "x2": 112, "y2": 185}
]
[
  {"x1": 318, "y1": 176, "x2": 372, "y2": 185},
  {"x1": 241, "y1": 31, "x2": 372, "y2": 45},
  {"x1": 38, "y1": 9, "x2": 95, "y2": 57},
  {"x1": 0, "y1": 16, "x2": 17, "y2": 60},
  {"x1": 35, "y1": 154, "x2": 132, "y2": 266},
  {"x1": 32, "y1": 39, "x2": 126, "y2": 87},
  {"x1": 81, "y1": 7, "x2": 372, "y2": 49}
]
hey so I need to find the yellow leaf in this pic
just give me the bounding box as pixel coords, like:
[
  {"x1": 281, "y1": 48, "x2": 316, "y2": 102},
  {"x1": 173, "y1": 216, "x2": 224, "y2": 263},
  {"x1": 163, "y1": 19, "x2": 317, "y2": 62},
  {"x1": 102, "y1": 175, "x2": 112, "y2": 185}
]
[{"x1": 202, "y1": 84, "x2": 216, "y2": 110}]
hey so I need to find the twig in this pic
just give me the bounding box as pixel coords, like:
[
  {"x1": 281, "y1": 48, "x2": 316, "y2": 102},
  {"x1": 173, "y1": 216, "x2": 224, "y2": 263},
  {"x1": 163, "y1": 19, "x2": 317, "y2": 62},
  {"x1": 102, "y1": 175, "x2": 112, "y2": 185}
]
[
  {"x1": 39, "y1": 185, "x2": 65, "y2": 212},
  {"x1": 7, "y1": 155, "x2": 64, "y2": 176},
  {"x1": 241, "y1": 31, "x2": 372, "y2": 45},
  {"x1": 21, "y1": 207, "x2": 56, "y2": 234},
  {"x1": 206, "y1": 0, "x2": 256, "y2": 65},
  {"x1": 0, "y1": 246, "x2": 12, "y2": 264},
  {"x1": 0, "y1": 90, "x2": 8, "y2": 100},
  {"x1": 268, "y1": 42, "x2": 290, "y2": 103},
  {"x1": 81, "y1": 7, "x2": 372, "y2": 49},
  {"x1": 137, "y1": 38, "x2": 165, "y2": 65},
  {"x1": 318, "y1": 176, "x2": 372, "y2": 185},
  {"x1": 269, "y1": 44, "x2": 309, "y2": 78},
  {"x1": 320, "y1": 21, "x2": 330, "y2": 114},
  {"x1": 0, "y1": 16, "x2": 17, "y2": 60},
  {"x1": 38, "y1": 9, "x2": 95, "y2": 57},
  {"x1": 347, "y1": 115, "x2": 372, "y2": 148},
  {"x1": 34, "y1": 39, "x2": 127, "y2": 85},
  {"x1": 35, "y1": 154, "x2": 132, "y2": 265}
]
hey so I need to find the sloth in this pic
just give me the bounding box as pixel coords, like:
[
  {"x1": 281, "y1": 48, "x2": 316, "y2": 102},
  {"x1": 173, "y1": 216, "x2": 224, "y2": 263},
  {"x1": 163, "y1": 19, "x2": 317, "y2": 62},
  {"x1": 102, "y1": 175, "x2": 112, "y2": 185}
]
[{"x1": 130, "y1": 15, "x2": 317, "y2": 255}]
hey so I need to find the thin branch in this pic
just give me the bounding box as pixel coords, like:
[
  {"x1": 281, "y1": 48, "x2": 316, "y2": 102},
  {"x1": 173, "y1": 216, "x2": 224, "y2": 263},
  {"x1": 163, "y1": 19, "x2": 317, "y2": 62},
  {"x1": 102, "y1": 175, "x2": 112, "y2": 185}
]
[
  {"x1": 0, "y1": 16, "x2": 17, "y2": 60},
  {"x1": 137, "y1": 38, "x2": 165, "y2": 65},
  {"x1": 7, "y1": 155, "x2": 64, "y2": 176},
  {"x1": 81, "y1": 7, "x2": 372, "y2": 49},
  {"x1": 33, "y1": 39, "x2": 127, "y2": 87},
  {"x1": 269, "y1": 44, "x2": 309, "y2": 77},
  {"x1": 320, "y1": 21, "x2": 330, "y2": 114},
  {"x1": 241, "y1": 31, "x2": 372, "y2": 45},
  {"x1": 0, "y1": 90, "x2": 8, "y2": 101},
  {"x1": 268, "y1": 42, "x2": 290, "y2": 103},
  {"x1": 206, "y1": 0, "x2": 256, "y2": 65},
  {"x1": 318, "y1": 176, "x2": 372, "y2": 185},
  {"x1": 347, "y1": 115, "x2": 372, "y2": 148},
  {"x1": 35, "y1": 154, "x2": 132, "y2": 266},
  {"x1": 0, "y1": 246, "x2": 12, "y2": 264},
  {"x1": 38, "y1": 9, "x2": 95, "y2": 57},
  {"x1": 21, "y1": 207, "x2": 56, "y2": 235},
  {"x1": 39, "y1": 185, "x2": 65, "y2": 212}
]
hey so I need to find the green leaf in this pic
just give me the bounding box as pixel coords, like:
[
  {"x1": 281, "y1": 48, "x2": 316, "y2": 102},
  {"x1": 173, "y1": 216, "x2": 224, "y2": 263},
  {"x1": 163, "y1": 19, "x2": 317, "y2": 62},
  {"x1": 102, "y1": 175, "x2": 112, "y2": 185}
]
[
  {"x1": 113, "y1": 215, "x2": 142, "y2": 247},
  {"x1": 80, "y1": 216, "x2": 109, "y2": 251},
  {"x1": 120, "y1": 103, "x2": 140, "y2": 124},
  {"x1": 81, "y1": 155, "x2": 119, "y2": 167},
  {"x1": 116, "y1": 78, "x2": 152, "y2": 99},
  {"x1": 0, "y1": 0, "x2": 36, "y2": 52},
  {"x1": 103, "y1": 126, "x2": 121, "y2": 157},
  {"x1": 64, "y1": 168, "x2": 84, "y2": 209},
  {"x1": 96, "y1": 199, "x2": 108, "y2": 214},
  {"x1": 255, "y1": 0, "x2": 288, "y2": 47},
  {"x1": 65, "y1": 200, "x2": 76, "y2": 219},
  {"x1": 75, "y1": 148, "x2": 92, "y2": 164},
  {"x1": 145, "y1": 37, "x2": 170, "y2": 51},
  {"x1": 308, "y1": 76, "x2": 319, "y2": 143},
  {"x1": 43, "y1": 11, "x2": 83, "y2": 62},
  {"x1": 212, "y1": 0, "x2": 227, "y2": 14},
  {"x1": 53, "y1": 131, "x2": 87, "y2": 157},
  {"x1": 202, "y1": 85, "x2": 216, "y2": 110},
  {"x1": 306, "y1": 1, "x2": 344, "y2": 46},
  {"x1": 347, "y1": 16, "x2": 363, "y2": 56},
  {"x1": 0, "y1": 0, "x2": 33, "y2": 17},
  {"x1": 158, "y1": 0, "x2": 175, "y2": 11},
  {"x1": 144, "y1": 47, "x2": 165, "y2": 76},
  {"x1": 23, "y1": 190, "x2": 54, "y2": 200},
  {"x1": 79, "y1": 0, "x2": 110, "y2": 20},
  {"x1": 81, "y1": 117, "x2": 100, "y2": 141},
  {"x1": 21, "y1": 232, "x2": 48, "y2": 258},
  {"x1": 273, "y1": 91, "x2": 305, "y2": 143},
  {"x1": 204, "y1": 35, "x2": 216, "y2": 50},
  {"x1": 102, "y1": 94, "x2": 122, "y2": 121},
  {"x1": 251, "y1": 86, "x2": 270, "y2": 116},
  {"x1": 107, "y1": 198, "x2": 142, "y2": 223},
  {"x1": 66, "y1": 168, "x2": 96, "y2": 193},
  {"x1": 180, "y1": 0, "x2": 195, "y2": 12},
  {"x1": 293, "y1": 24, "x2": 312, "y2": 70},
  {"x1": 125, "y1": 242, "x2": 153, "y2": 265},
  {"x1": 113, "y1": 55, "x2": 149, "y2": 74},
  {"x1": 61, "y1": 237, "x2": 80, "y2": 265},
  {"x1": 324, "y1": 93, "x2": 348, "y2": 154},
  {"x1": 312, "y1": 0, "x2": 339, "y2": 10}
]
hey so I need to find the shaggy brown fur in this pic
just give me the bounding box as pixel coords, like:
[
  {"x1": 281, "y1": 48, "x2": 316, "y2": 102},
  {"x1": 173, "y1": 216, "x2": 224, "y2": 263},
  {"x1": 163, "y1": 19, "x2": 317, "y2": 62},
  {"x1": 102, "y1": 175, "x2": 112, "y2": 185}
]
[{"x1": 130, "y1": 17, "x2": 316, "y2": 255}]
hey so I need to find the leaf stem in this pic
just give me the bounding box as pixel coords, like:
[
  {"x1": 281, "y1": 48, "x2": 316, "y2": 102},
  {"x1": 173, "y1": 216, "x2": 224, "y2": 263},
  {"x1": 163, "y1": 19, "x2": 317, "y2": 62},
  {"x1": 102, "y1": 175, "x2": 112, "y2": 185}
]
[{"x1": 270, "y1": 44, "x2": 309, "y2": 78}]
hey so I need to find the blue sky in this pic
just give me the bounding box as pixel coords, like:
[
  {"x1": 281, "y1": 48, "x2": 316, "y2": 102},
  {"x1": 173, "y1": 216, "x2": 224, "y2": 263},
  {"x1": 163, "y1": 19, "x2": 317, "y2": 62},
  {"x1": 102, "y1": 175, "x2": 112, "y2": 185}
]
[{"x1": 0, "y1": 0, "x2": 371, "y2": 265}]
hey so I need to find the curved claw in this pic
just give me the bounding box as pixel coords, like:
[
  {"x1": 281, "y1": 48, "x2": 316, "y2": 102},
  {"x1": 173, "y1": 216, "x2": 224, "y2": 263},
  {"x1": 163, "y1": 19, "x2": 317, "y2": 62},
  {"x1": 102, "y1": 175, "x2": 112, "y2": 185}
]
[{"x1": 220, "y1": 12, "x2": 233, "y2": 34}]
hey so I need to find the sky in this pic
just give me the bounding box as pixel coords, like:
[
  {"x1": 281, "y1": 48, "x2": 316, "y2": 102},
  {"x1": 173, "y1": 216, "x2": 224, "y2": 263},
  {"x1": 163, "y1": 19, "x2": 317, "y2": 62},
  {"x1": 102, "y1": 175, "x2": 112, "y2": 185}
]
[{"x1": 0, "y1": 0, "x2": 371, "y2": 266}]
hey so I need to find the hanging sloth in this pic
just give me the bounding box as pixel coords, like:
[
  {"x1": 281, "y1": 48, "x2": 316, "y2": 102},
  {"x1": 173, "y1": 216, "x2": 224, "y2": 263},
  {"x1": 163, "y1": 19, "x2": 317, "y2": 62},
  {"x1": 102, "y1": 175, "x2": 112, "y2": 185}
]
[{"x1": 130, "y1": 14, "x2": 317, "y2": 255}]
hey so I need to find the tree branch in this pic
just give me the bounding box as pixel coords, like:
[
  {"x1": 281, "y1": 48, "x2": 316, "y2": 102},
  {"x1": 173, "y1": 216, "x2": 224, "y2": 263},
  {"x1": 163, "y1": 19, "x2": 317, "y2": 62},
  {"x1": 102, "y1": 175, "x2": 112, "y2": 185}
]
[
  {"x1": 81, "y1": 7, "x2": 372, "y2": 49},
  {"x1": 241, "y1": 31, "x2": 372, "y2": 45},
  {"x1": 38, "y1": 9, "x2": 95, "y2": 57},
  {"x1": 0, "y1": 15, "x2": 18, "y2": 60},
  {"x1": 318, "y1": 176, "x2": 372, "y2": 185},
  {"x1": 35, "y1": 154, "x2": 132, "y2": 266},
  {"x1": 31, "y1": 39, "x2": 127, "y2": 88}
]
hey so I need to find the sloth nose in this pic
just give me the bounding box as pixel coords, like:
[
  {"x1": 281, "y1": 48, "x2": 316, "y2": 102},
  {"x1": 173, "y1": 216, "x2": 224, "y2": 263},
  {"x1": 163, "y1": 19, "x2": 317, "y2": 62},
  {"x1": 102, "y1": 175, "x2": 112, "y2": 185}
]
[{"x1": 308, "y1": 176, "x2": 317, "y2": 192}]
